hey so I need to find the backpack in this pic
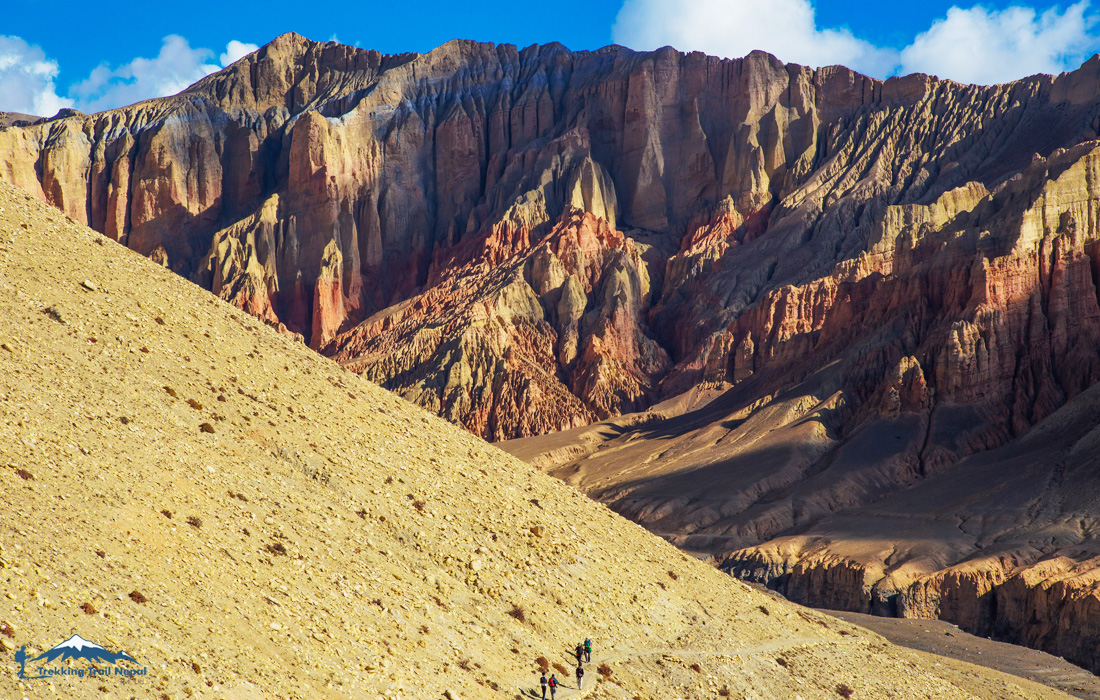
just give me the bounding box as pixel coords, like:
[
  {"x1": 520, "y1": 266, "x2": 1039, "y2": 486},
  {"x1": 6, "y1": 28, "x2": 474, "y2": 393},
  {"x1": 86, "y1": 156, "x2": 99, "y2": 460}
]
[
  {"x1": 540, "y1": 675, "x2": 547, "y2": 686},
  {"x1": 548, "y1": 677, "x2": 558, "y2": 688}
]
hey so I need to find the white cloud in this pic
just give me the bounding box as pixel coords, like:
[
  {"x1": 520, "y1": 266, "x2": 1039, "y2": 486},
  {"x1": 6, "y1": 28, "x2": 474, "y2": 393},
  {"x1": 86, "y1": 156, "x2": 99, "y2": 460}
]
[
  {"x1": 220, "y1": 40, "x2": 259, "y2": 67},
  {"x1": 69, "y1": 35, "x2": 223, "y2": 113},
  {"x1": 612, "y1": 0, "x2": 1100, "y2": 84},
  {"x1": 66, "y1": 36, "x2": 260, "y2": 114},
  {"x1": 612, "y1": 0, "x2": 900, "y2": 77},
  {"x1": 0, "y1": 35, "x2": 72, "y2": 116},
  {"x1": 900, "y1": 2, "x2": 1097, "y2": 84}
]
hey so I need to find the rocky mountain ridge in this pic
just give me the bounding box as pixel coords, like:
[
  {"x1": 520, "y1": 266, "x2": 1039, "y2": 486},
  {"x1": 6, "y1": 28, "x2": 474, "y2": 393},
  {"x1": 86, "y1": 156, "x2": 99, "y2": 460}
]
[
  {"x1": 9, "y1": 33, "x2": 1100, "y2": 444},
  {"x1": 10, "y1": 31, "x2": 1100, "y2": 682}
]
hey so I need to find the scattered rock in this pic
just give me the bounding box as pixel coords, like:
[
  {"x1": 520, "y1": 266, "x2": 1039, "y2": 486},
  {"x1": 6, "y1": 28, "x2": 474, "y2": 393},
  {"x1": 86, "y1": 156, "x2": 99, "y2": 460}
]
[{"x1": 81, "y1": 279, "x2": 97, "y2": 291}]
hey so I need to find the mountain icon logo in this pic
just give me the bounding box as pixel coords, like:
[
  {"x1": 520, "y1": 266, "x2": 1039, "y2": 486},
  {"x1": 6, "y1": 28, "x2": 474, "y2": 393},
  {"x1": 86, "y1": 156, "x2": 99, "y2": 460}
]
[{"x1": 14, "y1": 635, "x2": 139, "y2": 680}]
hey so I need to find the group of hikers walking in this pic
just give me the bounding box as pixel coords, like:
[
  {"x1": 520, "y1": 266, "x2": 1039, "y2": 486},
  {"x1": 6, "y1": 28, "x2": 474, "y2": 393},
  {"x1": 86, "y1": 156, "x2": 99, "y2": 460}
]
[{"x1": 538, "y1": 638, "x2": 591, "y2": 698}]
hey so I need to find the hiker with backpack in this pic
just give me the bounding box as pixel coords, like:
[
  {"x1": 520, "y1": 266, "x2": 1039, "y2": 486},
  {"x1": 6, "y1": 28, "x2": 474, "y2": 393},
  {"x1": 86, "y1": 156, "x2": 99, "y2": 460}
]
[
  {"x1": 539, "y1": 671, "x2": 548, "y2": 698},
  {"x1": 576, "y1": 663, "x2": 585, "y2": 690},
  {"x1": 548, "y1": 673, "x2": 559, "y2": 698},
  {"x1": 575, "y1": 642, "x2": 584, "y2": 665},
  {"x1": 584, "y1": 637, "x2": 591, "y2": 662}
]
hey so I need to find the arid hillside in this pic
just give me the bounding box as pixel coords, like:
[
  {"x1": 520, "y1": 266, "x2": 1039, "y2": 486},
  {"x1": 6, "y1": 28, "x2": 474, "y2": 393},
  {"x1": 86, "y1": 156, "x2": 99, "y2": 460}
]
[
  {"x1": 11, "y1": 30, "x2": 1100, "y2": 694},
  {"x1": 1, "y1": 180, "x2": 1073, "y2": 699}
]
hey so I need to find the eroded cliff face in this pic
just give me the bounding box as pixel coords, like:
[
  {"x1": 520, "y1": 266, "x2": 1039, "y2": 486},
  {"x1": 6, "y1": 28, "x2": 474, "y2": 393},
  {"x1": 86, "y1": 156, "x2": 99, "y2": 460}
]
[
  {"x1": 11, "y1": 33, "x2": 1100, "y2": 670},
  {"x1": 17, "y1": 34, "x2": 1100, "y2": 440}
]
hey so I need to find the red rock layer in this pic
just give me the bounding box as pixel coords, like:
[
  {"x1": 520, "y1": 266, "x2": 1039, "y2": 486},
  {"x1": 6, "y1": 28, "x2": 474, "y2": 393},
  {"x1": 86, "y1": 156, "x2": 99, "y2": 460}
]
[
  {"x1": 12, "y1": 29, "x2": 1100, "y2": 673},
  {"x1": 14, "y1": 35, "x2": 1100, "y2": 440}
]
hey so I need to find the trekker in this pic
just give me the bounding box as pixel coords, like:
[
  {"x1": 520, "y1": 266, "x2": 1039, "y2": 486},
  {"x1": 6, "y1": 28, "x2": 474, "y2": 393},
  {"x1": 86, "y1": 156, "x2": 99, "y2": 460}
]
[
  {"x1": 576, "y1": 663, "x2": 585, "y2": 690},
  {"x1": 575, "y1": 642, "x2": 584, "y2": 665},
  {"x1": 548, "y1": 673, "x2": 559, "y2": 698},
  {"x1": 540, "y1": 671, "x2": 548, "y2": 699},
  {"x1": 584, "y1": 637, "x2": 592, "y2": 662}
]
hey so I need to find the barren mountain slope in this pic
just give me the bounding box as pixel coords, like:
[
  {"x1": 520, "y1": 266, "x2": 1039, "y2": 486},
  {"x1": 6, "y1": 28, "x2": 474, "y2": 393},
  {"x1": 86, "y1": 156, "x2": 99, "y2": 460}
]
[
  {"x1": 504, "y1": 307, "x2": 1100, "y2": 678},
  {"x1": 1, "y1": 182, "x2": 1071, "y2": 699}
]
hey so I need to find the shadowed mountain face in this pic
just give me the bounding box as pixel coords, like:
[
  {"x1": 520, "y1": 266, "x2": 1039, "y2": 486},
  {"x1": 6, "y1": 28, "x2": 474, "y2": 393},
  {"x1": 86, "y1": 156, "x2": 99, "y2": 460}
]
[
  {"x1": 9, "y1": 33, "x2": 1100, "y2": 445},
  {"x1": 8, "y1": 31, "x2": 1100, "y2": 675}
]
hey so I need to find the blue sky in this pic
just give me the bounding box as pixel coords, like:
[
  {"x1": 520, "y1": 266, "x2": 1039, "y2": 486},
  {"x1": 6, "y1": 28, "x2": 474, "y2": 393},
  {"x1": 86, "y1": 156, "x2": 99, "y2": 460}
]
[{"x1": 3, "y1": 0, "x2": 1099, "y2": 115}]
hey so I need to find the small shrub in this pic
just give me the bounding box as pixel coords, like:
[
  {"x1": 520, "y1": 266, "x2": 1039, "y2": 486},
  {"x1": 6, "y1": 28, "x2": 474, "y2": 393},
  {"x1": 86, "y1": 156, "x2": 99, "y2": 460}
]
[
  {"x1": 129, "y1": 590, "x2": 147, "y2": 604},
  {"x1": 552, "y1": 662, "x2": 568, "y2": 675},
  {"x1": 535, "y1": 656, "x2": 550, "y2": 672},
  {"x1": 164, "y1": 386, "x2": 178, "y2": 397},
  {"x1": 668, "y1": 570, "x2": 679, "y2": 581},
  {"x1": 81, "y1": 602, "x2": 97, "y2": 615},
  {"x1": 186, "y1": 516, "x2": 202, "y2": 528},
  {"x1": 719, "y1": 688, "x2": 731, "y2": 697},
  {"x1": 457, "y1": 658, "x2": 472, "y2": 671},
  {"x1": 266, "y1": 542, "x2": 287, "y2": 556},
  {"x1": 1, "y1": 623, "x2": 14, "y2": 637},
  {"x1": 161, "y1": 509, "x2": 172, "y2": 519},
  {"x1": 777, "y1": 657, "x2": 789, "y2": 668},
  {"x1": 191, "y1": 661, "x2": 201, "y2": 674},
  {"x1": 507, "y1": 604, "x2": 527, "y2": 623},
  {"x1": 690, "y1": 663, "x2": 702, "y2": 673},
  {"x1": 598, "y1": 663, "x2": 612, "y2": 678},
  {"x1": 837, "y1": 683, "x2": 853, "y2": 698},
  {"x1": 14, "y1": 468, "x2": 33, "y2": 480},
  {"x1": 758, "y1": 604, "x2": 770, "y2": 615},
  {"x1": 95, "y1": 549, "x2": 106, "y2": 558},
  {"x1": 199, "y1": 422, "x2": 215, "y2": 434},
  {"x1": 411, "y1": 499, "x2": 426, "y2": 511}
]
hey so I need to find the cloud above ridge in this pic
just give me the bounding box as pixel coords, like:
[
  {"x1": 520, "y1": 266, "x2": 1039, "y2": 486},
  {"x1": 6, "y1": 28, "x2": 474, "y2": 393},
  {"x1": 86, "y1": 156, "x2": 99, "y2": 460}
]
[
  {"x1": 0, "y1": 35, "x2": 72, "y2": 116},
  {"x1": 613, "y1": 0, "x2": 1100, "y2": 85},
  {"x1": 613, "y1": 0, "x2": 898, "y2": 77},
  {"x1": 900, "y1": 2, "x2": 1096, "y2": 84},
  {"x1": 0, "y1": 35, "x2": 259, "y2": 117}
]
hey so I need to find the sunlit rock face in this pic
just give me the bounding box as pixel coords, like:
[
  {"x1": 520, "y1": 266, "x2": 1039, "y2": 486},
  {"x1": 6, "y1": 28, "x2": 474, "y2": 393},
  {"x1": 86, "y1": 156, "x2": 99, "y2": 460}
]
[{"x1": 13, "y1": 29, "x2": 1100, "y2": 676}]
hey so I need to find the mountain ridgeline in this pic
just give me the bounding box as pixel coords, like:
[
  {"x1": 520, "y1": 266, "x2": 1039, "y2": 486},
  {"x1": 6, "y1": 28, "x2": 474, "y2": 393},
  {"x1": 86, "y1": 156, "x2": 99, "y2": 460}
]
[
  {"x1": 9, "y1": 32, "x2": 1100, "y2": 677},
  {"x1": 7, "y1": 33, "x2": 1100, "y2": 444}
]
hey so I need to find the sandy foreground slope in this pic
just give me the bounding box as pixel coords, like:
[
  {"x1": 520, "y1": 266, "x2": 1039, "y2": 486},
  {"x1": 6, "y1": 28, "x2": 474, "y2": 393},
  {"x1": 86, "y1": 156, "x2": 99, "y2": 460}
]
[{"x1": 0, "y1": 180, "x2": 1070, "y2": 700}]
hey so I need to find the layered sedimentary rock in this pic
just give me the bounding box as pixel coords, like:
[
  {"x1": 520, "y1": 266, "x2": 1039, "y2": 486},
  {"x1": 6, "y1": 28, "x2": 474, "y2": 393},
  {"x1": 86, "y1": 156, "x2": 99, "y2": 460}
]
[
  {"x1": 14, "y1": 33, "x2": 1100, "y2": 441},
  {"x1": 12, "y1": 32, "x2": 1100, "y2": 671}
]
